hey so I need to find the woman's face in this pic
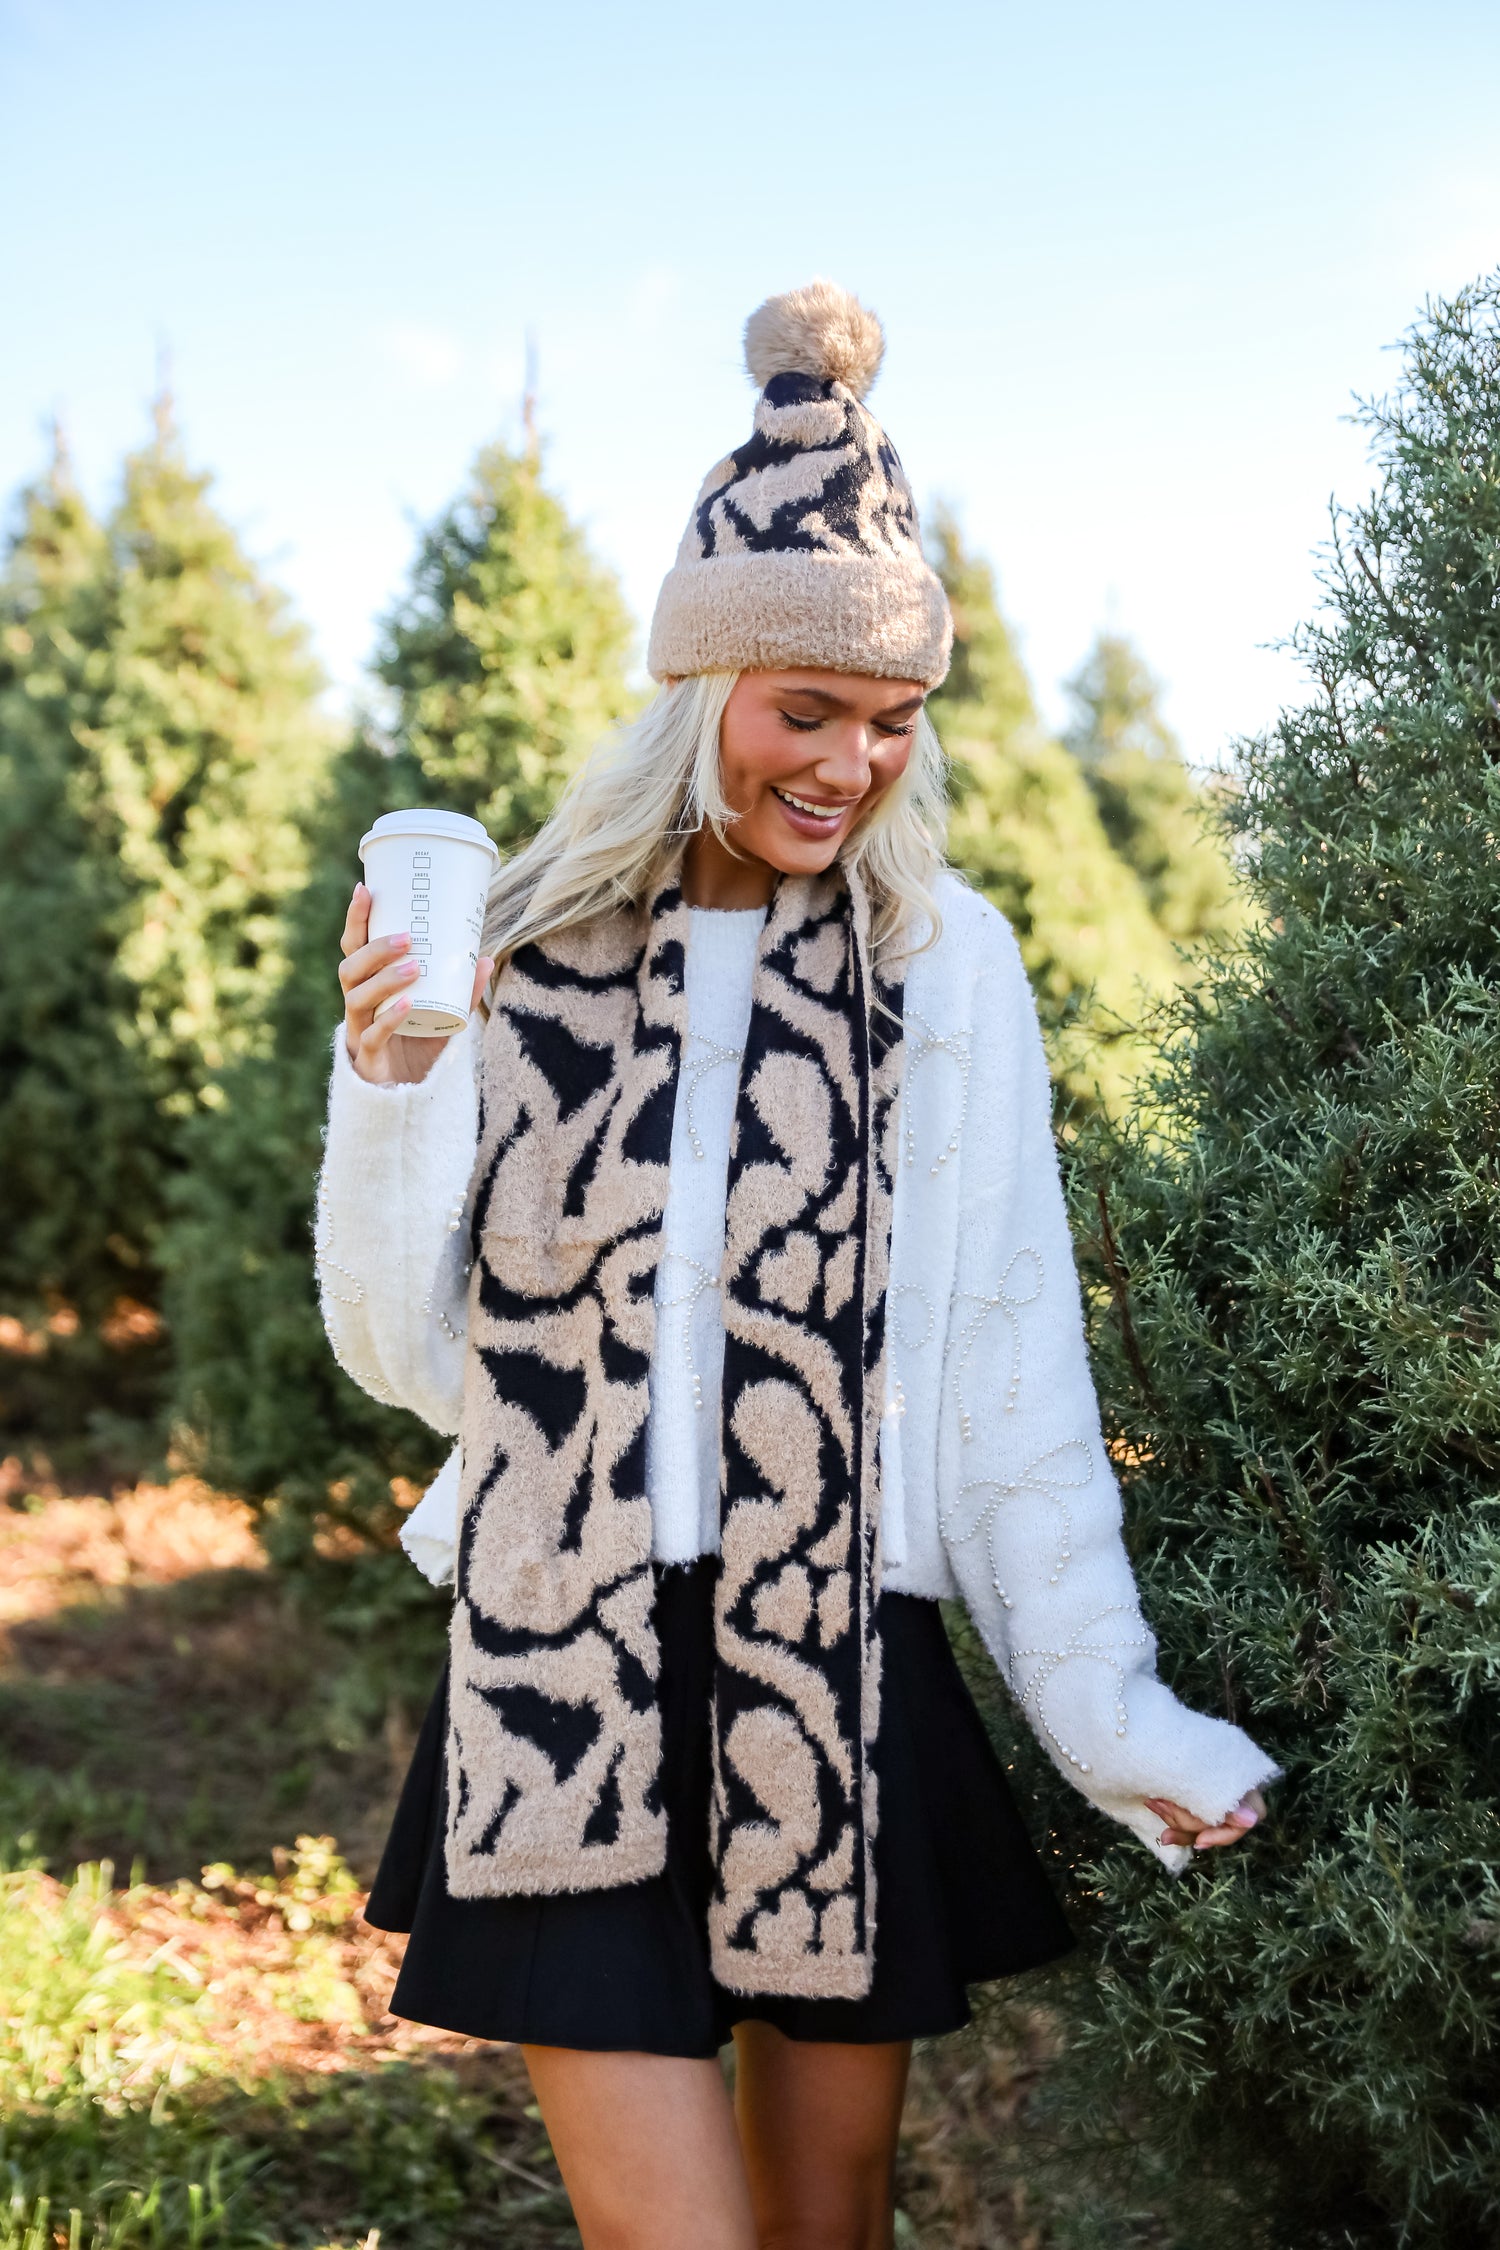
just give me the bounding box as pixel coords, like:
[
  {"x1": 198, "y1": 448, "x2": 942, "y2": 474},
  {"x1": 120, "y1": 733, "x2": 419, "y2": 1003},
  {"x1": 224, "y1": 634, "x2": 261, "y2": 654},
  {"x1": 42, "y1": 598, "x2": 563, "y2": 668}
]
[{"x1": 715, "y1": 669, "x2": 925, "y2": 877}]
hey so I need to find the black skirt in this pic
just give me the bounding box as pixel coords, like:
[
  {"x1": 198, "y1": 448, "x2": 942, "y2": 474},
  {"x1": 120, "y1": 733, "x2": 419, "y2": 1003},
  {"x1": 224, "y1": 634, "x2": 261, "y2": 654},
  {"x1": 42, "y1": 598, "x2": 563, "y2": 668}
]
[{"x1": 366, "y1": 1561, "x2": 1074, "y2": 2058}]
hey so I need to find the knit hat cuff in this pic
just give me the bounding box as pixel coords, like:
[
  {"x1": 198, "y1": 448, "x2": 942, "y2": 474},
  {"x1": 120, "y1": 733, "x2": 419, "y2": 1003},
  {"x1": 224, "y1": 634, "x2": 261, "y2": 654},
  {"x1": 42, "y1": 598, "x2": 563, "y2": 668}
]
[{"x1": 647, "y1": 549, "x2": 953, "y2": 687}]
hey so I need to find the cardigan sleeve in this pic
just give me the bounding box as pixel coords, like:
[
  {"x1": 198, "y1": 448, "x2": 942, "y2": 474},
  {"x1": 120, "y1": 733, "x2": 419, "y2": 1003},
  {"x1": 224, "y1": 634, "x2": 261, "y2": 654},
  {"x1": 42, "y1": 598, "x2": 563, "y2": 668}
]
[
  {"x1": 314, "y1": 1015, "x2": 481, "y2": 1438},
  {"x1": 934, "y1": 911, "x2": 1280, "y2": 1871}
]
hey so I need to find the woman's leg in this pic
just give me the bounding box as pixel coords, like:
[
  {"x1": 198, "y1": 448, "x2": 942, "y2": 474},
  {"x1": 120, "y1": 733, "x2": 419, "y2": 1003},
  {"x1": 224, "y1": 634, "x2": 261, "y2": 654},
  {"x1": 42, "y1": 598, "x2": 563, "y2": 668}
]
[
  {"x1": 522, "y1": 2045, "x2": 758, "y2": 2250},
  {"x1": 732, "y1": 2021, "x2": 912, "y2": 2250}
]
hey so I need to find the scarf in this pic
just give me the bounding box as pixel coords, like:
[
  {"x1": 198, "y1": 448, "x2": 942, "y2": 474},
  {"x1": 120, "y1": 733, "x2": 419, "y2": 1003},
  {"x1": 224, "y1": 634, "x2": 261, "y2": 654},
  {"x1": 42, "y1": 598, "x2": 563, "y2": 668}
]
[{"x1": 445, "y1": 856, "x2": 904, "y2": 2000}]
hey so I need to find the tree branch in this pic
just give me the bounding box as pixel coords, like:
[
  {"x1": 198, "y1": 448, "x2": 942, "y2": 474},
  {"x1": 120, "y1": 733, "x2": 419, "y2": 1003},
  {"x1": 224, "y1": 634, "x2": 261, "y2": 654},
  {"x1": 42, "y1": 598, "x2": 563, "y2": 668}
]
[{"x1": 1095, "y1": 1184, "x2": 1161, "y2": 1412}]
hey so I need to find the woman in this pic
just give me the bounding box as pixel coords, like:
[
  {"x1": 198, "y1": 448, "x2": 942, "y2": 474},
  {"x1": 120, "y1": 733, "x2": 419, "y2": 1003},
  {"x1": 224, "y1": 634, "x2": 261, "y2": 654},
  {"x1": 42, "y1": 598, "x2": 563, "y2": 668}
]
[{"x1": 317, "y1": 282, "x2": 1276, "y2": 2250}]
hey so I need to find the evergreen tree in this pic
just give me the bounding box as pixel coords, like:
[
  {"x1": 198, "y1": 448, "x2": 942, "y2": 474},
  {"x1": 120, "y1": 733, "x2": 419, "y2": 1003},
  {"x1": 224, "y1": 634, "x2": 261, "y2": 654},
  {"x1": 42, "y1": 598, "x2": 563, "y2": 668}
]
[
  {"x1": 166, "y1": 440, "x2": 634, "y2": 1565},
  {"x1": 0, "y1": 410, "x2": 330, "y2": 1457},
  {"x1": 1064, "y1": 630, "x2": 1246, "y2": 948},
  {"x1": 1028, "y1": 278, "x2": 1500, "y2": 2246},
  {"x1": 163, "y1": 733, "x2": 440, "y2": 1568},
  {"x1": 926, "y1": 514, "x2": 1181, "y2": 1110},
  {"x1": 374, "y1": 440, "x2": 634, "y2": 845}
]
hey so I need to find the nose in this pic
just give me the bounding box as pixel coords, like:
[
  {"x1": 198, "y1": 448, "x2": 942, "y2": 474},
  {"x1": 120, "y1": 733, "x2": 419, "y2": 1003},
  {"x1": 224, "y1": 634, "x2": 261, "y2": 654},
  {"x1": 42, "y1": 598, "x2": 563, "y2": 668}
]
[{"x1": 813, "y1": 719, "x2": 877, "y2": 799}]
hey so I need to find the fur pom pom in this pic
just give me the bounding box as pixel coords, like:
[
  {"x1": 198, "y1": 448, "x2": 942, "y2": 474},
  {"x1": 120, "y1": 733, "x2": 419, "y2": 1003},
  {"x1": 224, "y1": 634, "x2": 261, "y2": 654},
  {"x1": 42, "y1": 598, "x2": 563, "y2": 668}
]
[{"x1": 744, "y1": 280, "x2": 885, "y2": 400}]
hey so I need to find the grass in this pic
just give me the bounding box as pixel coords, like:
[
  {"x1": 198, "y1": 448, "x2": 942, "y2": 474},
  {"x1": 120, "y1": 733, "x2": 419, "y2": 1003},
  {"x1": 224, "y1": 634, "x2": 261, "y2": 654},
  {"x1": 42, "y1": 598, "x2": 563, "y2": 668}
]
[{"x1": 0, "y1": 1840, "x2": 576, "y2": 2249}]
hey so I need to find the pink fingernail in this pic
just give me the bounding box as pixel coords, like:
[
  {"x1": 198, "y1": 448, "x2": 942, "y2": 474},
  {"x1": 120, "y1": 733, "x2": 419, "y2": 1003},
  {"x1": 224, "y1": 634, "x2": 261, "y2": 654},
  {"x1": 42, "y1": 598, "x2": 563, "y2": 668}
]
[
  {"x1": 1231, "y1": 1808, "x2": 1259, "y2": 1828},
  {"x1": 398, "y1": 960, "x2": 421, "y2": 978}
]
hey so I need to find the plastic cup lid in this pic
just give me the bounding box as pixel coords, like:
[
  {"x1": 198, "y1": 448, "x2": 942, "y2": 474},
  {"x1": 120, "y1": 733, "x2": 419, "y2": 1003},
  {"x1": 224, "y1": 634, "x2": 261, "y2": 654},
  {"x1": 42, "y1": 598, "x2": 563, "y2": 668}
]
[{"x1": 359, "y1": 807, "x2": 500, "y2": 865}]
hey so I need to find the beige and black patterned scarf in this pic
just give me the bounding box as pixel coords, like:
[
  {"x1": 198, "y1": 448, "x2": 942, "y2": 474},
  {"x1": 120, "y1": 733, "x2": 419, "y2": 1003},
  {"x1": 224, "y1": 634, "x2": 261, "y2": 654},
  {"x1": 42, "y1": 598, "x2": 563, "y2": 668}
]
[{"x1": 444, "y1": 856, "x2": 903, "y2": 2000}]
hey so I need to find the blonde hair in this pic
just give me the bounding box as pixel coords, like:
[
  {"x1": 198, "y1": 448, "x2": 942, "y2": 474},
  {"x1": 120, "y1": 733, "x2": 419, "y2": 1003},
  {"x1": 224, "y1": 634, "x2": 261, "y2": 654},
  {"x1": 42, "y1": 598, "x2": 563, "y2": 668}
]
[{"x1": 481, "y1": 672, "x2": 948, "y2": 973}]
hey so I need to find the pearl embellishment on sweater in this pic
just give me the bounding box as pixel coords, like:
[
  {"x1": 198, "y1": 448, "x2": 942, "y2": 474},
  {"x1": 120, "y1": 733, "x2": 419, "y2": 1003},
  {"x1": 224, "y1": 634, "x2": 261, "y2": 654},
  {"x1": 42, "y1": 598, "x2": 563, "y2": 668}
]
[
  {"x1": 902, "y1": 1011, "x2": 971, "y2": 1176},
  {"x1": 1008, "y1": 1605, "x2": 1154, "y2": 1768},
  {"x1": 949, "y1": 1245, "x2": 1045, "y2": 1438},
  {"x1": 658, "y1": 1253, "x2": 722, "y2": 1408},
  {"x1": 316, "y1": 1257, "x2": 364, "y2": 1308},
  {"x1": 890, "y1": 1283, "x2": 935, "y2": 1352},
  {"x1": 943, "y1": 1439, "x2": 1093, "y2": 1608},
  {"x1": 314, "y1": 1183, "x2": 365, "y2": 1308},
  {"x1": 682, "y1": 1035, "x2": 745, "y2": 1160},
  {"x1": 423, "y1": 1248, "x2": 470, "y2": 1343}
]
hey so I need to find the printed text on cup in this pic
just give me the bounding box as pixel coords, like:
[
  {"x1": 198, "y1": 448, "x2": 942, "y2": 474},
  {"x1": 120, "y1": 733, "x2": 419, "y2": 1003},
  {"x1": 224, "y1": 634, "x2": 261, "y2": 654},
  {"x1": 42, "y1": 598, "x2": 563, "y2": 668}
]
[{"x1": 410, "y1": 851, "x2": 430, "y2": 976}]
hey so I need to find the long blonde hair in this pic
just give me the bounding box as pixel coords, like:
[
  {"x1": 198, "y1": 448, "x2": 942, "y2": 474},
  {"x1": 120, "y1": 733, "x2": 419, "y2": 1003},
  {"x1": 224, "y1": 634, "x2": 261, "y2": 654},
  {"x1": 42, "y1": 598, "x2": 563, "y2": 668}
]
[{"x1": 480, "y1": 672, "x2": 948, "y2": 973}]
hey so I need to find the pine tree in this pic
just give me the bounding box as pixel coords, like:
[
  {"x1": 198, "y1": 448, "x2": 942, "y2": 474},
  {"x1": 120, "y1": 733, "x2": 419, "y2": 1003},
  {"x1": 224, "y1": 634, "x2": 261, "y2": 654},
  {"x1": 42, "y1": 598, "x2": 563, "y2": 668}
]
[
  {"x1": 162, "y1": 733, "x2": 441, "y2": 1569},
  {"x1": 374, "y1": 440, "x2": 634, "y2": 845},
  {"x1": 1064, "y1": 631, "x2": 1246, "y2": 949},
  {"x1": 166, "y1": 439, "x2": 634, "y2": 1566},
  {"x1": 926, "y1": 514, "x2": 1181, "y2": 1110},
  {"x1": 0, "y1": 411, "x2": 331, "y2": 1458},
  {"x1": 1024, "y1": 278, "x2": 1500, "y2": 2246}
]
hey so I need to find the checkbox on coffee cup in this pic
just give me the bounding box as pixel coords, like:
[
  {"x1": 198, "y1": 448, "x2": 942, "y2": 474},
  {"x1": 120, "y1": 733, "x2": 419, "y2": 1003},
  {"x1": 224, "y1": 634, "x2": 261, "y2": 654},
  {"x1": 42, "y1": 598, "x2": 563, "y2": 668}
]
[{"x1": 359, "y1": 810, "x2": 499, "y2": 1038}]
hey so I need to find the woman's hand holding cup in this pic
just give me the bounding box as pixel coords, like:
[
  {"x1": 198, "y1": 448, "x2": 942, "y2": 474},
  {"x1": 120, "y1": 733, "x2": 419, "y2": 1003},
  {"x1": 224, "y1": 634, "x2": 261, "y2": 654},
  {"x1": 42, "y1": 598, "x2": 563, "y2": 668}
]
[{"x1": 340, "y1": 884, "x2": 493, "y2": 1086}]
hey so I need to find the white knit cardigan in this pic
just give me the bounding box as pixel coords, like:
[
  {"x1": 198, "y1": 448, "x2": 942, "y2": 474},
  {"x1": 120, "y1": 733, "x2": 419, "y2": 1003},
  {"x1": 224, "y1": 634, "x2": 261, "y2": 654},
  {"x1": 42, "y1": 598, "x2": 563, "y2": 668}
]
[{"x1": 316, "y1": 871, "x2": 1278, "y2": 1870}]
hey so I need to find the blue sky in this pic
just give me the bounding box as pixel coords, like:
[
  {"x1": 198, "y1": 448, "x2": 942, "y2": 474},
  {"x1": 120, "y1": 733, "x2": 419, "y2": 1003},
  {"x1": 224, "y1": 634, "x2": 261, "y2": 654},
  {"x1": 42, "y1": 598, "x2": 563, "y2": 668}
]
[{"x1": 4, "y1": 0, "x2": 1496, "y2": 763}]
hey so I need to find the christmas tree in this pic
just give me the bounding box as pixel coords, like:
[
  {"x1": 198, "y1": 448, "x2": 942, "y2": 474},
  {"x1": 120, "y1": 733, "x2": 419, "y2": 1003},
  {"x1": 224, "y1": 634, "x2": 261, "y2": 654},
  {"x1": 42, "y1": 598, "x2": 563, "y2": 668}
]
[
  {"x1": 373, "y1": 439, "x2": 634, "y2": 846},
  {"x1": 166, "y1": 439, "x2": 634, "y2": 1566},
  {"x1": 1064, "y1": 629, "x2": 1246, "y2": 950},
  {"x1": 0, "y1": 409, "x2": 330, "y2": 1460},
  {"x1": 927, "y1": 513, "x2": 1181, "y2": 1110},
  {"x1": 1033, "y1": 276, "x2": 1500, "y2": 2246}
]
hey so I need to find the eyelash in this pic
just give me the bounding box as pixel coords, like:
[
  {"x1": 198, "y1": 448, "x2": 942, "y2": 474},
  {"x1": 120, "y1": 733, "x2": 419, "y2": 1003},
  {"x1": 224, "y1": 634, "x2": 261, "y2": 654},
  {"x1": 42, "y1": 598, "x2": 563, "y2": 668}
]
[{"x1": 778, "y1": 713, "x2": 916, "y2": 738}]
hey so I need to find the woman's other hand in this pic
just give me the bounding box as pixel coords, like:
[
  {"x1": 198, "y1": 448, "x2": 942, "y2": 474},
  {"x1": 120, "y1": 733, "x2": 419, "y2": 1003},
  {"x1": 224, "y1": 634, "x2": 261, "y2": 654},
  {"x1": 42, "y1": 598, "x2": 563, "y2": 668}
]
[
  {"x1": 1145, "y1": 1788, "x2": 1267, "y2": 1852},
  {"x1": 340, "y1": 882, "x2": 492, "y2": 1086}
]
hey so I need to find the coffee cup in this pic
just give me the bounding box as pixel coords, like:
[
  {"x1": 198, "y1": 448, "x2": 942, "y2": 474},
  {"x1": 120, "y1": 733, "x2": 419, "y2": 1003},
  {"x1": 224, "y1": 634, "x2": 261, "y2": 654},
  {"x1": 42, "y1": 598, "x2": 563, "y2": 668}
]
[{"x1": 358, "y1": 808, "x2": 500, "y2": 1038}]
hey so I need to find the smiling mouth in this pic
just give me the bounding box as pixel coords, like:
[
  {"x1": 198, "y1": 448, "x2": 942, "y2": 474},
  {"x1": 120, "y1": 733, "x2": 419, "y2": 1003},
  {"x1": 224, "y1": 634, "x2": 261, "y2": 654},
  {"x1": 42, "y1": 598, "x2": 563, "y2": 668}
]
[{"x1": 773, "y1": 787, "x2": 851, "y2": 824}]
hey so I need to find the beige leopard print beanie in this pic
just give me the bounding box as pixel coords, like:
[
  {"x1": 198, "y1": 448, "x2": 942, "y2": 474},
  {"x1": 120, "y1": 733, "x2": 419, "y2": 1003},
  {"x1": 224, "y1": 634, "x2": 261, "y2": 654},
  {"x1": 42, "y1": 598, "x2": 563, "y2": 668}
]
[{"x1": 647, "y1": 280, "x2": 952, "y2": 688}]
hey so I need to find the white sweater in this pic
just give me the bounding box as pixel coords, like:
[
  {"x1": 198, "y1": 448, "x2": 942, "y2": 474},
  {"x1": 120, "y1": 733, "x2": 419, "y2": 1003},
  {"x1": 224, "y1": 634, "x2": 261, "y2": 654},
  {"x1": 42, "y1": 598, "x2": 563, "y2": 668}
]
[
  {"x1": 643, "y1": 904, "x2": 767, "y2": 1559},
  {"x1": 317, "y1": 871, "x2": 1278, "y2": 1868}
]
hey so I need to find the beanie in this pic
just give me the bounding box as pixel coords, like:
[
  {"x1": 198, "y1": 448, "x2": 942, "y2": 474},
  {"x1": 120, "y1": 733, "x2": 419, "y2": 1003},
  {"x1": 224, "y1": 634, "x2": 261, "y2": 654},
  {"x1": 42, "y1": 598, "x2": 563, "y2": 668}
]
[{"x1": 646, "y1": 280, "x2": 952, "y2": 688}]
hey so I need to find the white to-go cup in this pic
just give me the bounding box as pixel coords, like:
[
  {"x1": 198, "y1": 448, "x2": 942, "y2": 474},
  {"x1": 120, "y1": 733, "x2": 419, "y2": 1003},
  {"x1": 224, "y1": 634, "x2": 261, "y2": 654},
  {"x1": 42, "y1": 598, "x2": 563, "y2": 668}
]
[{"x1": 358, "y1": 808, "x2": 500, "y2": 1038}]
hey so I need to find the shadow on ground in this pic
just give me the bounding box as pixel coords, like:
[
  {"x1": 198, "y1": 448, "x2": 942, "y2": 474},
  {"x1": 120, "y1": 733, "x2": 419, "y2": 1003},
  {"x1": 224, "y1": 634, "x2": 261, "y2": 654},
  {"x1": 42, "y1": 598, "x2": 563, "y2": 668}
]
[{"x1": 0, "y1": 1480, "x2": 445, "y2": 1883}]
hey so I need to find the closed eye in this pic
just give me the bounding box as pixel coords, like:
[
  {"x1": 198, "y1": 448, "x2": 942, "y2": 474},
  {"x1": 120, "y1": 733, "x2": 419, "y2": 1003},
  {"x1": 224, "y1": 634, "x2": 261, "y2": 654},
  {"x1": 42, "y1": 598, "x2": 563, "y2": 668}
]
[{"x1": 779, "y1": 712, "x2": 916, "y2": 737}]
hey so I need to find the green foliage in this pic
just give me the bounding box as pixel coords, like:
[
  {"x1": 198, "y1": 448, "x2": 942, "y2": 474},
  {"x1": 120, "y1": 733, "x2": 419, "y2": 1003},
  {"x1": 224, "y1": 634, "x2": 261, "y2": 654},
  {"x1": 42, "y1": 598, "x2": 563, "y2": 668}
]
[
  {"x1": 373, "y1": 442, "x2": 634, "y2": 847},
  {"x1": 0, "y1": 2064, "x2": 572, "y2": 2250},
  {"x1": 162, "y1": 734, "x2": 444, "y2": 1556},
  {"x1": 1064, "y1": 631, "x2": 1246, "y2": 948},
  {"x1": 1035, "y1": 277, "x2": 1500, "y2": 2246},
  {"x1": 927, "y1": 503, "x2": 1037, "y2": 750},
  {"x1": 0, "y1": 1847, "x2": 575, "y2": 2249},
  {"x1": 927, "y1": 514, "x2": 1182, "y2": 1110},
  {"x1": 0, "y1": 414, "x2": 332, "y2": 1458},
  {"x1": 164, "y1": 442, "x2": 634, "y2": 1567}
]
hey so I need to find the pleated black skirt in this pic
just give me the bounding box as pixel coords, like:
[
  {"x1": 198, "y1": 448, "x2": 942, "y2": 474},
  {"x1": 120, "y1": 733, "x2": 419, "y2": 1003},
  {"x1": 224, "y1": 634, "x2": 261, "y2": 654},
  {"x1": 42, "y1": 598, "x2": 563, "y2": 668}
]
[{"x1": 366, "y1": 1561, "x2": 1074, "y2": 2057}]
